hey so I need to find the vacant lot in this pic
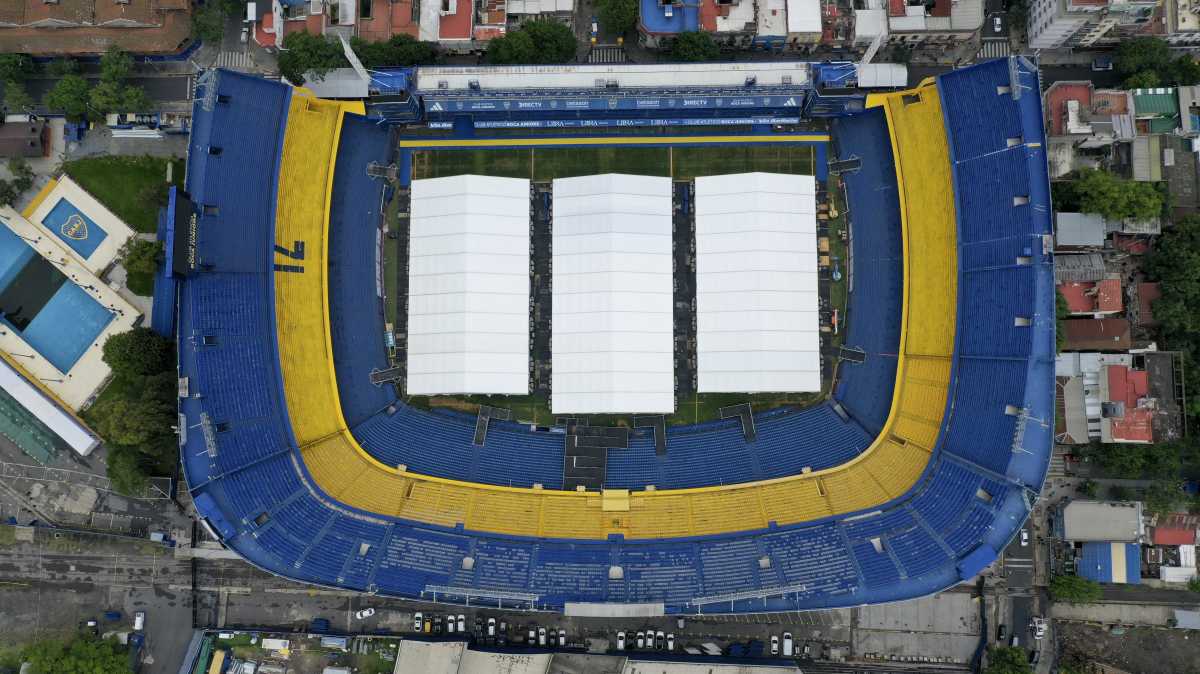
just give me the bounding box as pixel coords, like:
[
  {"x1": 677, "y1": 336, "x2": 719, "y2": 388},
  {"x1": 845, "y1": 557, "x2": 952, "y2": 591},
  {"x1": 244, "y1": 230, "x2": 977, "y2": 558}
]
[{"x1": 1057, "y1": 621, "x2": 1200, "y2": 674}]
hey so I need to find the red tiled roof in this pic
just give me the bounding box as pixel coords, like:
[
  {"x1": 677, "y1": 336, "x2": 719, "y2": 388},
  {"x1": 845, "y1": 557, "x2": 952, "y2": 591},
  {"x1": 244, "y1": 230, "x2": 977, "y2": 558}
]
[
  {"x1": 1138, "y1": 282, "x2": 1161, "y2": 326},
  {"x1": 439, "y1": 0, "x2": 472, "y2": 40},
  {"x1": 1058, "y1": 279, "x2": 1123, "y2": 315},
  {"x1": 1153, "y1": 526, "x2": 1197, "y2": 546},
  {"x1": 700, "y1": 0, "x2": 719, "y2": 32},
  {"x1": 889, "y1": 0, "x2": 906, "y2": 16},
  {"x1": 1111, "y1": 407, "x2": 1153, "y2": 443},
  {"x1": 1064, "y1": 318, "x2": 1131, "y2": 351},
  {"x1": 1112, "y1": 234, "x2": 1150, "y2": 254},
  {"x1": 929, "y1": 0, "x2": 951, "y2": 18},
  {"x1": 1092, "y1": 90, "x2": 1129, "y2": 116},
  {"x1": 1107, "y1": 365, "x2": 1153, "y2": 443},
  {"x1": 1045, "y1": 82, "x2": 1093, "y2": 136}
]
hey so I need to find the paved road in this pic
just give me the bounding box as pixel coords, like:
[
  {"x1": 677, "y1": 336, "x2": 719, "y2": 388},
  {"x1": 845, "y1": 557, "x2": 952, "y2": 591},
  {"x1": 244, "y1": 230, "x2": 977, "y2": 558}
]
[{"x1": 23, "y1": 75, "x2": 192, "y2": 106}]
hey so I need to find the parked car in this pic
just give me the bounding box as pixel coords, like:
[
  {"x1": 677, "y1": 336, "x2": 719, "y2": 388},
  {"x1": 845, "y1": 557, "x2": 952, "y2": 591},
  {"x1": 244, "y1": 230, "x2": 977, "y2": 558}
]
[
  {"x1": 133, "y1": 612, "x2": 145, "y2": 632},
  {"x1": 538, "y1": 627, "x2": 548, "y2": 646},
  {"x1": 1020, "y1": 530, "x2": 1030, "y2": 546},
  {"x1": 771, "y1": 635, "x2": 780, "y2": 655},
  {"x1": 433, "y1": 615, "x2": 442, "y2": 635},
  {"x1": 354, "y1": 608, "x2": 375, "y2": 620},
  {"x1": 782, "y1": 632, "x2": 793, "y2": 657},
  {"x1": 457, "y1": 615, "x2": 466, "y2": 633},
  {"x1": 617, "y1": 631, "x2": 627, "y2": 650},
  {"x1": 1032, "y1": 616, "x2": 1047, "y2": 640},
  {"x1": 413, "y1": 612, "x2": 423, "y2": 632},
  {"x1": 499, "y1": 620, "x2": 508, "y2": 635},
  {"x1": 1092, "y1": 56, "x2": 1114, "y2": 71},
  {"x1": 446, "y1": 617, "x2": 455, "y2": 634},
  {"x1": 559, "y1": 628, "x2": 567, "y2": 646},
  {"x1": 667, "y1": 633, "x2": 675, "y2": 651},
  {"x1": 636, "y1": 631, "x2": 645, "y2": 649},
  {"x1": 423, "y1": 616, "x2": 432, "y2": 633},
  {"x1": 528, "y1": 625, "x2": 536, "y2": 643},
  {"x1": 487, "y1": 617, "x2": 497, "y2": 636}
]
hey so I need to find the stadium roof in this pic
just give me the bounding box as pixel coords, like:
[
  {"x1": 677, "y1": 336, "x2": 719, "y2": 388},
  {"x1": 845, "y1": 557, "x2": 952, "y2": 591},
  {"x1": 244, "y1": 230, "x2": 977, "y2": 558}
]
[
  {"x1": 551, "y1": 174, "x2": 674, "y2": 414},
  {"x1": 413, "y1": 62, "x2": 812, "y2": 92},
  {"x1": 694, "y1": 173, "x2": 820, "y2": 393},
  {"x1": 406, "y1": 175, "x2": 530, "y2": 396}
]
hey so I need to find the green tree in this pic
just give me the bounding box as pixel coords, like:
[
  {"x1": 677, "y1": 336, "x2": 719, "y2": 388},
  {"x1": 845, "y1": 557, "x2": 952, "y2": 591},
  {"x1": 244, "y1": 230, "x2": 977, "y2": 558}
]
[
  {"x1": 44, "y1": 74, "x2": 92, "y2": 122},
  {"x1": 984, "y1": 646, "x2": 1033, "y2": 674},
  {"x1": 1079, "y1": 479, "x2": 1099, "y2": 498},
  {"x1": 99, "y1": 45, "x2": 134, "y2": 84},
  {"x1": 8, "y1": 158, "x2": 34, "y2": 194},
  {"x1": 0, "y1": 53, "x2": 34, "y2": 82},
  {"x1": 107, "y1": 444, "x2": 150, "y2": 496},
  {"x1": 122, "y1": 84, "x2": 152, "y2": 113},
  {"x1": 102, "y1": 327, "x2": 174, "y2": 377},
  {"x1": 1050, "y1": 574, "x2": 1102, "y2": 603},
  {"x1": 350, "y1": 34, "x2": 438, "y2": 68},
  {"x1": 1188, "y1": 576, "x2": 1200, "y2": 593},
  {"x1": 89, "y1": 79, "x2": 126, "y2": 115},
  {"x1": 23, "y1": 636, "x2": 130, "y2": 674},
  {"x1": 45, "y1": 57, "x2": 81, "y2": 77},
  {"x1": 1072, "y1": 169, "x2": 1164, "y2": 222},
  {"x1": 1144, "y1": 480, "x2": 1186, "y2": 516},
  {"x1": 120, "y1": 239, "x2": 163, "y2": 276},
  {"x1": 278, "y1": 31, "x2": 346, "y2": 85},
  {"x1": 1124, "y1": 70, "x2": 1161, "y2": 89},
  {"x1": 671, "y1": 31, "x2": 720, "y2": 62},
  {"x1": 89, "y1": 385, "x2": 175, "y2": 450},
  {"x1": 192, "y1": 0, "x2": 227, "y2": 43},
  {"x1": 485, "y1": 19, "x2": 577, "y2": 64},
  {"x1": 1109, "y1": 484, "x2": 1135, "y2": 500},
  {"x1": 0, "y1": 180, "x2": 18, "y2": 207},
  {"x1": 2, "y1": 79, "x2": 34, "y2": 114},
  {"x1": 598, "y1": 0, "x2": 639, "y2": 36},
  {"x1": 1146, "y1": 216, "x2": 1200, "y2": 340}
]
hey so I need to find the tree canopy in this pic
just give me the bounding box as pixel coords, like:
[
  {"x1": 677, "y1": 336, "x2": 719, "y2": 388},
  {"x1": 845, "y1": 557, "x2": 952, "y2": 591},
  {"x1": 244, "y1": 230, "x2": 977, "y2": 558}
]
[
  {"x1": 22, "y1": 636, "x2": 130, "y2": 674},
  {"x1": 0, "y1": 53, "x2": 34, "y2": 83},
  {"x1": 350, "y1": 34, "x2": 438, "y2": 69},
  {"x1": 192, "y1": 0, "x2": 228, "y2": 43},
  {"x1": 984, "y1": 646, "x2": 1032, "y2": 674},
  {"x1": 1049, "y1": 574, "x2": 1102, "y2": 603},
  {"x1": 1070, "y1": 169, "x2": 1164, "y2": 222},
  {"x1": 44, "y1": 75, "x2": 92, "y2": 122},
  {"x1": 598, "y1": 0, "x2": 639, "y2": 36},
  {"x1": 486, "y1": 19, "x2": 578, "y2": 65},
  {"x1": 102, "y1": 327, "x2": 174, "y2": 377},
  {"x1": 119, "y1": 239, "x2": 164, "y2": 277},
  {"x1": 99, "y1": 45, "x2": 134, "y2": 83},
  {"x1": 671, "y1": 31, "x2": 720, "y2": 62},
  {"x1": 2, "y1": 79, "x2": 34, "y2": 115},
  {"x1": 1116, "y1": 37, "x2": 1200, "y2": 88}
]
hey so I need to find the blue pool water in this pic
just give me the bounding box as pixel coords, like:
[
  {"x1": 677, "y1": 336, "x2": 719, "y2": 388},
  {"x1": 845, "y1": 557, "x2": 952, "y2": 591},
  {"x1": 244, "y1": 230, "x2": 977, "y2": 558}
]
[
  {"x1": 0, "y1": 225, "x2": 115, "y2": 374},
  {"x1": 41, "y1": 199, "x2": 108, "y2": 259}
]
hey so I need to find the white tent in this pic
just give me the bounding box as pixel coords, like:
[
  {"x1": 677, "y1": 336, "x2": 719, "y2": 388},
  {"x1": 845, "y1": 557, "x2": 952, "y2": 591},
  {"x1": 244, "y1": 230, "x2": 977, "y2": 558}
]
[
  {"x1": 551, "y1": 174, "x2": 674, "y2": 414},
  {"x1": 694, "y1": 173, "x2": 820, "y2": 393},
  {"x1": 406, "y1": 175, "x2": 530, "y2": 395}
]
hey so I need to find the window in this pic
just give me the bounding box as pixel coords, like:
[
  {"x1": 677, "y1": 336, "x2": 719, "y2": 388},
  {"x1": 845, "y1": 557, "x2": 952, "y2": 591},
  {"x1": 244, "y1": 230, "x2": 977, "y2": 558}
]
[{"x1": 360, "y1": 0, "x2": 372, "y2": 18}]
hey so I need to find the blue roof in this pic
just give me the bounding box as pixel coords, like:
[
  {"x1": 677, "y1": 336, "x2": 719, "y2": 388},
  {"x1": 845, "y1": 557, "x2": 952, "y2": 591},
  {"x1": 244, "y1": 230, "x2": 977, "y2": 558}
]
[
  {"x1": 640, "y1": 0, "x2": 700, "y2": 34},
  {"x1": 1078, "y1": 542, "x2": 1142, "y2": 584}
]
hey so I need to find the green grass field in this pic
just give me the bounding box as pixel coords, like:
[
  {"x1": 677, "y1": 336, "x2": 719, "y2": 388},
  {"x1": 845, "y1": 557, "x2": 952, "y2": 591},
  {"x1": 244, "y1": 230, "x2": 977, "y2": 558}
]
[
  {"x1": 407, "y1": 141, "x2": 826, "y2": 426},
  {"x1": 62, "y1": 155, "x2": 185, "y2": 233},
  {"x1": 411, "y1": 144, "x2": 816, "y2": 181}
]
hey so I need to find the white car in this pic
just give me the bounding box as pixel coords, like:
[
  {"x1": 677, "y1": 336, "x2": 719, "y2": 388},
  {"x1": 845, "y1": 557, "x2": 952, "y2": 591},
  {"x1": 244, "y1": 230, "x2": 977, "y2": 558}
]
[
  {"x1": 528, "y1": 625, "x2": 536, "y2": 643},
  {"x1": 782, "y1": 632, "x2": 793, "y2": 657},
  {"x1": 771, "y1": 635, "x2": 780, "y2": 655},
  {"x1": 666, "y1": 633, "x2": 675, "y2": 651},
  {"x1": 559, "y1": 628, "x2": 567, "y2": 646},
  {"x1": 616, "y1": 631, "x2": 626, "y2": 650},
  {"x1": 413, "y1": 612, "x2": 423, "y2": 632},
  {"x1": 488, "y1": 617, "x2": 497, "y2": 636},
  {"x1": 133, "y1": 611, "x2": 145, "y2": 632},
  {"x1": 1020, "y1": 530, "x2": 1030, "y2": 546},
  {"x1": 636, "y1": 631, "x2": 645, "y2": 649},
  {"x1": 538, "y1": 627, "x2": 547, "y2": 646},
  {"x1": 354, "y1": 607, "x2": 375, "y2": 620},
  {"x1": 446, "y1": 617, "x2": 455, "y2": 634},
  {"x1": 457, "y1": 615, "x2": 466, "y2": 633},
  {"x1": 1032, "y1": 616, "x2": 1047, "y2": 640}
]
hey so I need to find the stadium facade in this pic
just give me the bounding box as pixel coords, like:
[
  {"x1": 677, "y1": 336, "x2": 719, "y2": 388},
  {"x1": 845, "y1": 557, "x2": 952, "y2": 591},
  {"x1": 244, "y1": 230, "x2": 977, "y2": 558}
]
[{"x1": 174, "y1": 58, "x2": 1053, "y2": 615}]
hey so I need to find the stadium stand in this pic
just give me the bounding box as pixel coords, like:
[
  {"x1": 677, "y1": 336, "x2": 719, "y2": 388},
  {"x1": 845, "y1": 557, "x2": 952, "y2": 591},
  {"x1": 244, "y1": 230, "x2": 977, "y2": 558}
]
[{"x1": 178, "y1": 59, "x2": 1053, "y2": 614}]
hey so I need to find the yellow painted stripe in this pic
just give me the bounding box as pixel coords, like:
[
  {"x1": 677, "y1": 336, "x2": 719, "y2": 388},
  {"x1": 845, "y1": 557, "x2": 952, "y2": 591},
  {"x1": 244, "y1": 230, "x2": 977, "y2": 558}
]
[
  {"x1": 21, "y1": 178, "x2": 58, "y2": 220},
  {"x1": 274, "y1": 92, "x2": 958, "y2": 539},
  {"x1": 399, "y1": 134, "x2": 829, "y2": 149}
]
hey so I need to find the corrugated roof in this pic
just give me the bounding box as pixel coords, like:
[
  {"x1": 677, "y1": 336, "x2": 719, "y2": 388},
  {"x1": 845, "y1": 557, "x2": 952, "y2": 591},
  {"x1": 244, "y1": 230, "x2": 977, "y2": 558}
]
[
  {"x1": 1056, "y1": 212, "x2": 1107, "y2": 247},
  {"x1": 1054, "y1": 253, "x2": 1108, "y2": 282},
  {"x1": 1153, "y1": 526, "x2": 1196, "y2": 546},
  {"x1": 1064, "y1": 318, "x2": 1131, "y2": 351},
  {"x1": 1133, "y1": 88, "x2": 1179, "y2": 115}
]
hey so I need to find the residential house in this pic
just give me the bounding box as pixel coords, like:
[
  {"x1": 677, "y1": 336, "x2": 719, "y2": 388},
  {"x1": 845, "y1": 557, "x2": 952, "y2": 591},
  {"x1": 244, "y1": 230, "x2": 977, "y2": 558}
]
[
  {"x1": 638, "y1": 0, "x2": 820, "y2": 49},
  {"x1": 1055, "y1": 212, "x2": 1161, "y2": 251},
  {"x1": 1062, "y1": 318, "x2": 1132, "y2": 351},
  {"x1": 1056, "y1": 351, "x2": 1183, "y2": 444},
  {"x1": 1166, "y1": 0, "x2": 1200, "y2": 45},
  {"x1": 884, "y1": 0, "x2": 984, "y2": 47},
  {"x1": 254, "y1": 0, "x2": 421, "y2": 50},
  {"x1": 1058, "y1": 277, "x2": 1123, "y2": 317},
  {"x1": 0, "y1": 0, "x2": 192, "y2": 55}
]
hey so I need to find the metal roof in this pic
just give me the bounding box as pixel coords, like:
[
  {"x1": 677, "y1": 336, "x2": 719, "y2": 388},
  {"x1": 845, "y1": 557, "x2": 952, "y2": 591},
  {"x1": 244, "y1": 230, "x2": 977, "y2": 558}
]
[
  {"x1": 1062, "y1": 500, "x2": 1144, "y2": 542},
  {"x1": 414, "y1": 62, "x2": 812, "y2": 92},
  {"x1": 1055, "y1": 212, "x2": 1106, "y2": 247}
]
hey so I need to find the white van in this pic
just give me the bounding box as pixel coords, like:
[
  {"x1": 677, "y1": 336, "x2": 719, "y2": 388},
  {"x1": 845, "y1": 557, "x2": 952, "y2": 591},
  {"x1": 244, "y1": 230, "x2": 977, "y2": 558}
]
[
  {"x1": 782, "y1": 632, "x2": 794, "y2": 657},
  {"x1": 133, "y1": 611, "x2": 146, "y2": 632}
]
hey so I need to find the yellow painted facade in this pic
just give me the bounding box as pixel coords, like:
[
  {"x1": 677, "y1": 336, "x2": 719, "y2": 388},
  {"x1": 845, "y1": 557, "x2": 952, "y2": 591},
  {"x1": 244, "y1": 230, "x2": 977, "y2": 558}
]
[{"x1": 273, "y1": 87, "x2": 959, "y2": 540}]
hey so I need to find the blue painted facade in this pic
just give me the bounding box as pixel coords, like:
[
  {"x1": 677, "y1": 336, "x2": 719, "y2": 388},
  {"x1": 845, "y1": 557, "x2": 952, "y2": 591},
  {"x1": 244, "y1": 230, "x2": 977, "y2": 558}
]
[{"x1": 175, "y1": 60, "x2": 1052, "y2": 613}]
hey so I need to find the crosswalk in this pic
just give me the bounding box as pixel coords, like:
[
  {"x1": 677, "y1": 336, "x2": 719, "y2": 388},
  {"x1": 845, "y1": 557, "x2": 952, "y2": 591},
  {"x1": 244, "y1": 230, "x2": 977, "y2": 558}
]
[
  {"x1": 977, "y1": 39, "x2": 1011, "y2": 61},
  {"x1": 588, "y1": 46, "x2": 627, "y2": 64},
  {"x1": 214, "y1": 50, "x2": 255, "y2": 72}
]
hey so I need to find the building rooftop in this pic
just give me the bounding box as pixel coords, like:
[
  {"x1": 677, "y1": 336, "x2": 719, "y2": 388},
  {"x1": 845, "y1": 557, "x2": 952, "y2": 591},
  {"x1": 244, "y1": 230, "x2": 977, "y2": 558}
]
[
  {"x1": 1106, "y1": 364, "x2": 1153, "y2": 443},
  {"x1": 1059, "y1": 279, "x2": 1122, "y2": 315},
  {"x1": 1153, "y1": 526, "x2": 1197, "y2": 546},
  {"x1": 1135, "y1": 282, "x2": 1161, "y2": 326},
  {"x1": 640, "y1": 0, "x2": 702, "y2": 34},
  {"x1": 1056, "y1": 212, "x2": 1107, "y2": 248},
  {"x1": 1045, "y1": 82, "x2": 1093, "y2": 136},
  {"x1": 1064, "y1": 318, "x2": 1132, "y2": 351},
  {"x1": 1062, "y1": 500, "x2": 1145, "y2": 543}
]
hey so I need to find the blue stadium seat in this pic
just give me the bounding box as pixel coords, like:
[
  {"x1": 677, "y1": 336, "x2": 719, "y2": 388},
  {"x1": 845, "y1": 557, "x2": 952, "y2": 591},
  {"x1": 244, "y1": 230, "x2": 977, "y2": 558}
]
[{"x1": 941, "y1": 359, "x2": 1026, "y2": 474}]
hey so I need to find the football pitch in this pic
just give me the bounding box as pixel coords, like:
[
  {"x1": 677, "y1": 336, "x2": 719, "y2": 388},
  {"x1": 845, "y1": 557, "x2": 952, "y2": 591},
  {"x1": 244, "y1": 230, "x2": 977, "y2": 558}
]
[{"x1": 410, "y1": 143, "x2": 817, "y2": 181}]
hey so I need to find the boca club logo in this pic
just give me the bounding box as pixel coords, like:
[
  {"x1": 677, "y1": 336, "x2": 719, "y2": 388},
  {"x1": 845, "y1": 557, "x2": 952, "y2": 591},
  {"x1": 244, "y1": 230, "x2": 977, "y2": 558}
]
[{"x1": 61, "y1": 213, "x2": 88, "y2": 241}]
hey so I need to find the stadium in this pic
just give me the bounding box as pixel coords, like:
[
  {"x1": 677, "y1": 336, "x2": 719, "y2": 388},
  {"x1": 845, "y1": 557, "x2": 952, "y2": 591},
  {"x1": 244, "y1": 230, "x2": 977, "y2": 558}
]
[{"x1": 174, "y1": 56, "x2": 1054, "y2": 615}]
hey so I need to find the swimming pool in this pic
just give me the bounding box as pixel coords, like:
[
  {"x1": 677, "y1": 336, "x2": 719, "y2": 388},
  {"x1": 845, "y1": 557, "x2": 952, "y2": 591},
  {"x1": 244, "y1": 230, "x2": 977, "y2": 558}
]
[
  {"x1": 0, "y1": 227, "x2": 115, "y2": 373},
  {"x1": 40, "y1": 198, "x2": 108, "y2": 259}
]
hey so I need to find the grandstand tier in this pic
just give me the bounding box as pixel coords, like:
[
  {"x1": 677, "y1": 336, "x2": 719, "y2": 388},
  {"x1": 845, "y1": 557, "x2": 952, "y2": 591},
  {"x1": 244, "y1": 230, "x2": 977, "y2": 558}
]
[{"x1": 178, "y1": 59, "x2": 1053, "y2": 614}]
